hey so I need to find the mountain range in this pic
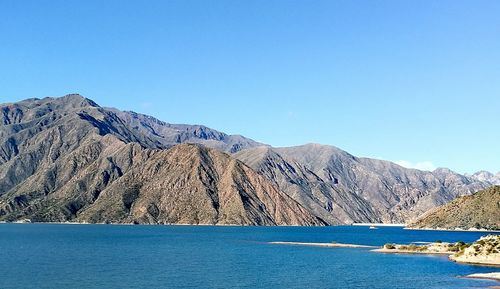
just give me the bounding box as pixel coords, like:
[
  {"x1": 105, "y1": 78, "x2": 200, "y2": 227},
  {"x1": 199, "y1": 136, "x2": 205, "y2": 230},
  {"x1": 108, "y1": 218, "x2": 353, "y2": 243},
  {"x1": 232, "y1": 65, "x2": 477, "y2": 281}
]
[{"x1": 0, "y1": 94, "x2": 496, "y2": 225}]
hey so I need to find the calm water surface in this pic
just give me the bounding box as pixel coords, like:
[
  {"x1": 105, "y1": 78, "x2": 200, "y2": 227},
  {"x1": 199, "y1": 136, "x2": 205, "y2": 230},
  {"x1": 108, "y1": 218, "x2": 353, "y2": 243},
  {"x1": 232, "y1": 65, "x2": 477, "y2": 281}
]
[{"x1": 0, "y1": 224, "x2": 498, "y2": 289}]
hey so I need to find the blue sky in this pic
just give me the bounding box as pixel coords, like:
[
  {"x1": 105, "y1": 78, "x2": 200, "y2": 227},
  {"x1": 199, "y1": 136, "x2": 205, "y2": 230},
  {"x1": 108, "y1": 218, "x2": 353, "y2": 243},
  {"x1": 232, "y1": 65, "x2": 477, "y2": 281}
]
[{"x1": 1, "y1": 0, "x2": 499, "y2": 174}]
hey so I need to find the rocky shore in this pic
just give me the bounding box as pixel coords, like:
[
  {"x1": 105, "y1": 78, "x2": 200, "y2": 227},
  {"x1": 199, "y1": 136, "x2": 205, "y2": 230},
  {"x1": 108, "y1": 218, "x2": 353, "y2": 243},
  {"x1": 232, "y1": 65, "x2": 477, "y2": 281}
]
[{"x1": 269, "y1": 235, "x2": 500, "y2": 267}]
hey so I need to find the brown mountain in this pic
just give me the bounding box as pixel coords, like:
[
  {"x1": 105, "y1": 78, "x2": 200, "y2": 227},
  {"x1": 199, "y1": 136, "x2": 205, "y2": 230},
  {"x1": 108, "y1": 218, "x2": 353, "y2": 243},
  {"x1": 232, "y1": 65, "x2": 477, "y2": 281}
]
[
  {"x1": 0, "y1": 95, "x2": 322, "y2": 225},
  {"x1": 235, "y1": 144, "x2": 489, "y2": 224},
  {"x1": 0, "y1": 94, "x2": 494, "y2": 225},
  {"x1": 234, "y1": 146, "x2": 378, "y2": 224},
  {"x1": 408, "y1": 186, "x2": 500, "y2": 230},
  {"x1": 76, "y1": 144, "x2": 325, "y2": 225}
]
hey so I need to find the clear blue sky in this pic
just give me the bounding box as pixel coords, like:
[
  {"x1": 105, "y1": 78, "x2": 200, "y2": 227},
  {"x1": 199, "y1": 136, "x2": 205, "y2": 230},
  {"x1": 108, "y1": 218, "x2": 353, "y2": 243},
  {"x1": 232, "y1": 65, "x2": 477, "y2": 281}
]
[{"x1": 1, "y1": 0, "x2": 499, "y2": 174}]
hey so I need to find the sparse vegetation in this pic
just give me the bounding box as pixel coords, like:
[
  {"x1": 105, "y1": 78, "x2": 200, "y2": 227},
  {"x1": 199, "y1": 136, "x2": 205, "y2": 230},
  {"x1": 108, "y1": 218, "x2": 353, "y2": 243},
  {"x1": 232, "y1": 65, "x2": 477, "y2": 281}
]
[
  {"x1": 380, "y1": 240, "x2": 475, "y2": 255},
  {"x1": 378, "y1": 235, "x2": 499, "y2": 266},
  {"x1": 450, "y1": 235, "x2": 500, "y2": 265}
]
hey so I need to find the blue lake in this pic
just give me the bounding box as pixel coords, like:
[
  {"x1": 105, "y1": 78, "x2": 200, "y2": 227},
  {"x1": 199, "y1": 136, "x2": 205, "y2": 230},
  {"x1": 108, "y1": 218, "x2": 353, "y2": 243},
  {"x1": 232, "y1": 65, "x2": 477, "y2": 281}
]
[{"x1": 0, "y1": 224, "x2": 498, "y2": 288}]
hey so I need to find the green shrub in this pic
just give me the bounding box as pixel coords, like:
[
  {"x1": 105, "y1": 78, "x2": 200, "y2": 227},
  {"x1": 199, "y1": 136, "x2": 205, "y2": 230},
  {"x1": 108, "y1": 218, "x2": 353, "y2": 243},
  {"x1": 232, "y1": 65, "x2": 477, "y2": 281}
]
[
  {"x1": 459, "y1": 243, "x2": 469, "y2": 251},
  {"x1": 384, "y1": 243, "x2": 396, "y2": 249},
  {"x1": 408, "y1": 244, "x2": 419, "y2": 251}
]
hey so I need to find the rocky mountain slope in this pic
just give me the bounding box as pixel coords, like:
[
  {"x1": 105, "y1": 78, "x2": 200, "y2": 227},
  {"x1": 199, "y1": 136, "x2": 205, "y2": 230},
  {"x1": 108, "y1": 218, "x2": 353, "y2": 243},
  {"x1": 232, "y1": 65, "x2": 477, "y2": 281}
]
[
  {"x1": 408, "y1": 186, "x2": 500, "y2": 230},
  {"x1": 0, "y1": 94, "x2": 495, "y2": 225},
  {"x1": 235, "y1": 144, "x2": 489, "y2": 223},
  {"x1": 234, "y1": 146, "x2": 378, "y2": 224},
  {"x1": 0, "y1": 95, "x2": 321, "y2": 225}
]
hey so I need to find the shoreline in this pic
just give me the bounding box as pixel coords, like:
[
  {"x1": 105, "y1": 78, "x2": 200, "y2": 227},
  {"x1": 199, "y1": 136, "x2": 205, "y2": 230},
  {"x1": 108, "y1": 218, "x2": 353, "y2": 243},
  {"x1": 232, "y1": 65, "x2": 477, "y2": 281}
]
[
  {"x1": 1, "y1": 221, "x2": 499, "y2": 233},
  {"x1": 371, "y1": 248, "x2": 452, "y2": 255},
  {"x1": 269, "y1": 241, "x2": 376, "y2": 248},
  {"x1": 0, "y1": 221, "x2": 328, "y2": 227},
  {"x1": 450, "y1": 256, "x2": 500, "y2": 268},
  {"x1": 352, "y1": 223, "x2": 405, "y2": 227},
  {"x1": 405, "y1": 227, "x2": 500, "y2": 233}
]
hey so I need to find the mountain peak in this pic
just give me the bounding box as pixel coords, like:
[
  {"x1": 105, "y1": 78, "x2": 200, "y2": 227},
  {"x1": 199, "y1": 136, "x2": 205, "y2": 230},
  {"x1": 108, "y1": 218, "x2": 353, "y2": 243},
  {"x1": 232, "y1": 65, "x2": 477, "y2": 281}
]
[
  {"x1": 469, "y1": 170, "x2": 500, "y2": 185},
  {"x1": 166, "y1": 142, "x2": 219, "y2": 159},
  {"x1": 58, "y1": 94, "x2": 99, "y2": 107},
  {"x1": 472, "y1": 170, "x2": 494, "y2": 177},
  {"x1": 281, "y1": 143, "x2": 347, "y2": 154},
  {"x1": 433, "y1": 167, "x2": 455, "y2": 174},
  {"x1": 16, "y1": 94, "x2": 100, "y2": 110}
]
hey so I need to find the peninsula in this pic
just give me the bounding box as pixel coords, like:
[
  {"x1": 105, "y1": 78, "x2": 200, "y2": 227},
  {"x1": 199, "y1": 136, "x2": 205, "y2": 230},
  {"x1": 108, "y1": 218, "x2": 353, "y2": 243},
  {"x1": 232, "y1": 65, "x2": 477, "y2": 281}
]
[{"x1": 375, "y1": 235, "x2": 500, "y2": 266}]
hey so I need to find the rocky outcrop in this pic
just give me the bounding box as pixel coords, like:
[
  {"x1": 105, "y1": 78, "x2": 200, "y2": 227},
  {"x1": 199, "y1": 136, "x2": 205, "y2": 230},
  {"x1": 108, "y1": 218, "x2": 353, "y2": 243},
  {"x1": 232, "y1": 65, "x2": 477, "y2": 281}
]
[{"x1": 408, "y1": 186, "x2": 500, "y2": 230}]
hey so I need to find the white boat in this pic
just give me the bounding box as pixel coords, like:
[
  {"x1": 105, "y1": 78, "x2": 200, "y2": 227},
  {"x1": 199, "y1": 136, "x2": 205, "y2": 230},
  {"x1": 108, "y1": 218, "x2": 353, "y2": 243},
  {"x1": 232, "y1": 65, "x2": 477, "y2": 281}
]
[{"x1": 369, "y1": 226, "x2": 378, "y2": 229}]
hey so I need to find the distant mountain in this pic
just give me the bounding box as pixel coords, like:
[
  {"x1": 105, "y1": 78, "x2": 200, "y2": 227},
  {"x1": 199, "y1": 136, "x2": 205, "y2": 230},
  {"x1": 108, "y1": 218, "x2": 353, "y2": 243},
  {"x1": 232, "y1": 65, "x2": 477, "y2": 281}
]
[
  {"x1": 0, "y1": 95, "x2": 494, "y2": 225},
  {"x1": 108, "y1": 108, "x2": 264, "y2": 153},
  {"x1": 408, "y1": 186, "x2": 500, "y2": 230},
  {"x1": 235, "y1": 144, "x2": 488, "y2": 223},
  {"x1": 0, "y1": 95, "x2": 320, "y2": 225},
  {"x1": 467, "y1": 171, "x2": 500, "y2": 186}
]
